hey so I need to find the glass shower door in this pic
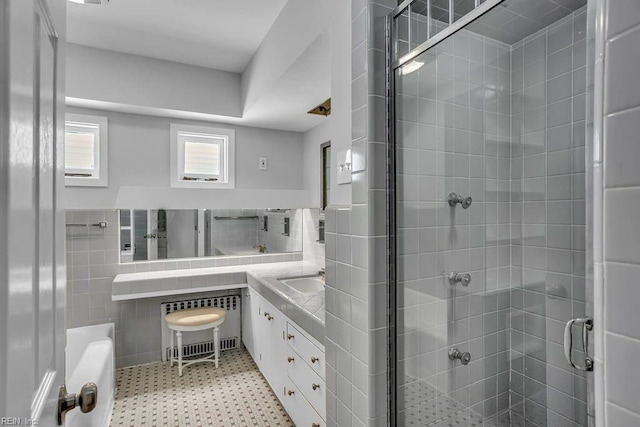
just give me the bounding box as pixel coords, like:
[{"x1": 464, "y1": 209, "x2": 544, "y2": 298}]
[{"x1": 390, "y1": 1, "x2": 592, "y2": 426}]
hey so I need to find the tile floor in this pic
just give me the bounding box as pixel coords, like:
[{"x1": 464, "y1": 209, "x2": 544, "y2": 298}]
[
  {"x1": 400, "y1": 376, "x2": 510, "y2": 427},
  {"x1": 109, "y1": 348, "x2": 293, "y2": 427}
]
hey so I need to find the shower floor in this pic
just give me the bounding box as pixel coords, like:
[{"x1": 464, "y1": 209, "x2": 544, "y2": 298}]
[
  {"x1": 400, "y1": 376, "x2": 511, "y2": 427},
  {"x1": 109, "y1": 348, "x2": 293, "y2": 426}
]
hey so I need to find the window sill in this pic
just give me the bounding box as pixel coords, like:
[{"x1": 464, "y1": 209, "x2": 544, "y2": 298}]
[
  {"x1": 65, "y1": 176, "x2": 108, "y2": 187},
  {"x1": 169, "y1": 180, "x2": 235, "y2": 189}
]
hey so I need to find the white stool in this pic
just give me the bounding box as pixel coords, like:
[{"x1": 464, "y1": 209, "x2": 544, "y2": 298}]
[{"x1": 165, "y1": 306, "x2": 226, "y2": 376}]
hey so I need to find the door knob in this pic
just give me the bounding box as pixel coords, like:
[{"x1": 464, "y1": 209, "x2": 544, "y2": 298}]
[
  {"x1": 448, "y1": 192, "x2": 472, "y2": 209},
  {"x1": 287, "y1": 333, "x2": 295, "y2": 340},
  {"x1": 287, "y1": 357, "x2": 295, "y2": 363},
  {"x1": 57, "y1": 382, "x2": 98, "y2": 425},
  {"x1": 287, "y1": 389, "x2": 295, "y2": 396},
  {"x1": 449, "y1": 272, "x2": 471, "y2": 286},
  {"x1": 312, "y1": 383, "x2": 320, "y2": 391}
]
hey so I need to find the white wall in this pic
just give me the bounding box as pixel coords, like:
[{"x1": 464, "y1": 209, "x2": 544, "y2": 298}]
[
  {"x1": 328, "y1": 0, "x2": 352, "y2": 206},
  {"x1": 65, "y1": 107, "x2": 308, "y2": 210},
  {"x1": 599, "y1": 1, "x2": 640, "y2": 425},
  {"x1": 67, "y1": 44, "x2": 242, "y2": 118}
]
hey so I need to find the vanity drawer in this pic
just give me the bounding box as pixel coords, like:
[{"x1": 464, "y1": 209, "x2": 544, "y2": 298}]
[
  {"x1": 286, "y1": 321, "x2": 325, "y2": 378},
  {"x1": 283, "y1": 381, "x2": 326, "y2": 427},
  {"x1": 286, "y1": 351, "x2": 326, "y2": 417}
]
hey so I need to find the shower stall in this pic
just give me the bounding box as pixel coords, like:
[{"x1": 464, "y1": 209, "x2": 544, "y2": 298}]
[{"x1": 387, "y1": 0, "x2": 595, "y2": 425}]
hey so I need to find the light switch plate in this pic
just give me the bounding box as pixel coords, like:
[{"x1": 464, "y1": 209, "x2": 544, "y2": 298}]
[
  {"x1": 259, "y1": 157, "x2": 268, "y2": 171},
  {"x1": 337, "y1": 149, "x2": 352, "y2": 185}
]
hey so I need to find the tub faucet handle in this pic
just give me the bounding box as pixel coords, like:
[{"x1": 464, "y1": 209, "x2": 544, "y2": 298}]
[
  {"x1": 448, "y1": 192, "x2": 472, "y2": 209},
  {"x1": 449, "y1": 271, "x2": 471, "y2": 286},
  {"x1": 449, "y1": 348, "x2": 471, "y2": 365}
]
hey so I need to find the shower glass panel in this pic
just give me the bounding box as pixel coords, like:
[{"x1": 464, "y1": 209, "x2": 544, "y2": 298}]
[{"x1": 391, "y1": 0, "x2": 591, "y2": 425}]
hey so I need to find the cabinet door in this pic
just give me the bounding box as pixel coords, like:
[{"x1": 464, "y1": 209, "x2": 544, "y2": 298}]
[
  {"x1": 260, "y1": 298, "x2": 286, "y2": 400},
  {"x1": 241, "y1": 288, "x2": 257, "y2": 361}
]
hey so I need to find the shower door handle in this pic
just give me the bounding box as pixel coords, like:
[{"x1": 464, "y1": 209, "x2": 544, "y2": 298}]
[{"x1": 563, "y1": 317, "x2": 593, "y2": 371}]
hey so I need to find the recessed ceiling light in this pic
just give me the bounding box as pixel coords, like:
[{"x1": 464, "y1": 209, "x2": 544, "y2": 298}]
[{"x1": 399, "y1": 60, "x2": 424, "y2": 76}]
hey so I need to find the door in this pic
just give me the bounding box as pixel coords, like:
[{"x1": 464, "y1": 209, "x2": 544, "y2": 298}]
[
  {"x1": 259, "y1": 298, "x2": 286, "y2": 401},
  {"x1": 0, "y1": 0, "x2": 67, "y2": 425},
  {"x1": 390, "y1": 1, "x2": 593, "y2": 425},
  {"x1": 241, "y1": 288, "x2": 257, "y2": 360}
]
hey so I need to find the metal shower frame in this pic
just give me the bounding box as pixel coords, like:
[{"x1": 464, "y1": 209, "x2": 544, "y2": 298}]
[{"x1": 386, "y1": 0, "x2": 598, "y2": 425}]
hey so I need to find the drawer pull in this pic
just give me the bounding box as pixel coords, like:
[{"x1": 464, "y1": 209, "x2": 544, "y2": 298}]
[
  {"x1": 287, "y1": 333, "x2": 295, "y2": 340},
  {"x1": 287, "y1": 390, "x2": 295, "y2": 396},
  {"x1": 311, "y1": 356, "x2": 319, "y2": 364},
  {"x1": 264, "y1": 312, "x2": 270, "y2": 317},
  {"x1": 287, "y1": 357, "x2": 295, "y2": 363},
  {"x1": 267, "y1": 315, "x2": 273, "y2": 321},
  {"x1": 312, "y1": 383, "x2": 320, "y2": 391},
  {"x1": 312, "y1": 424, "x2": 320, "y2": 427}
]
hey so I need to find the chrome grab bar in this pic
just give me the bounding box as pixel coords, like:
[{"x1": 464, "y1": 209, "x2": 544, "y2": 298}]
[
  {"x1": 66, "y1": 221, "x2": 108, "y2": 229},
  {"x1": 563, "y1": 317, "x2": 594, "y2": 371}
]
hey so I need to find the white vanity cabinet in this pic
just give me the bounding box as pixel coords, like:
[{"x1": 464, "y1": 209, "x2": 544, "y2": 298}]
[
  {"x1": 242, "y1": 288, "x2": 286, "y2": 399},
  {"x1": 242, "y1": 287, "x2": 325, "y2": 426}
]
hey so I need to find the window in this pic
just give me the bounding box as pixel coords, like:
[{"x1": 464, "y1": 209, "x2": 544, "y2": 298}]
[
  {"x1": 64, "y1": 113, "x2": 108, "y2": 187},
  {"x1": 170, "y1": 124, "x2": 235, "y2": 189}
]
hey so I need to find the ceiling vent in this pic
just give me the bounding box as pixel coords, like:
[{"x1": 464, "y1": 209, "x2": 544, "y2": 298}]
[{"x1": 307, "y1": 98, "x2": 331, "y2": 117}]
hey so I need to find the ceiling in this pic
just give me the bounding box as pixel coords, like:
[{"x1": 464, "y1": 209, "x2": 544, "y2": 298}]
[{"x1": 67, "y1": 0, "x2": 288, "y2": 73}]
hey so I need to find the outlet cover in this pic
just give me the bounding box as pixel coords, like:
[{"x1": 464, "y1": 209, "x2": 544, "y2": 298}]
[
  {"x1": 259, "y1": 157, "x2": 268, "y2": 171},
  {"x1": 337, "y1": 149, "x2": 352, "y2": 185}
]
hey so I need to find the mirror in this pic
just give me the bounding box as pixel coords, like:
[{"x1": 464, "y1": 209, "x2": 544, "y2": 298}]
[{"x1": 119, "y1": 208, "x2": 303, "y2": 263}]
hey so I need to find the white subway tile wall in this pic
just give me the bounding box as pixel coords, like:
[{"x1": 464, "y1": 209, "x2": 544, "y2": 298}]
[
  {"x1": 601, "y1": 0, "x2": 640, "y2": 424},
  {"x1": 322, "y1": 2, "x2": 394, "y2": 427}
]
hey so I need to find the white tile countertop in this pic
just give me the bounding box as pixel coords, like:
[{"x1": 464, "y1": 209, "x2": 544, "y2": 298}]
[
  {"x1": 247, "y1": 265, "x2": 325, "y2": 343},
  {"x1": 111, "y1": 261, "x2": 325, "y2": 341}
]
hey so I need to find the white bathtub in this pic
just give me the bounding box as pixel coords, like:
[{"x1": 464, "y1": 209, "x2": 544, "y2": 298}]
[{"x1": 66, "y1": 323, "x2": 115, "y2": 427}]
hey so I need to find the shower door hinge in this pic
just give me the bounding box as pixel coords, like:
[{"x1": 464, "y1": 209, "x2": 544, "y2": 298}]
[{"x1": 563, "y1": 317, "x2": 594, "y2": 371}]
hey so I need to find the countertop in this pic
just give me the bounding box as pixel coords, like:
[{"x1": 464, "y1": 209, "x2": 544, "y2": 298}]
[{"x1": 247, "y1": 263, "x2": 325, "y2": 343}]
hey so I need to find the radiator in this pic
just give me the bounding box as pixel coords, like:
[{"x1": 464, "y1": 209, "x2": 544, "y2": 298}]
[{"x1": 160, "y1": 295, "x2": 240, "y2": 362}]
